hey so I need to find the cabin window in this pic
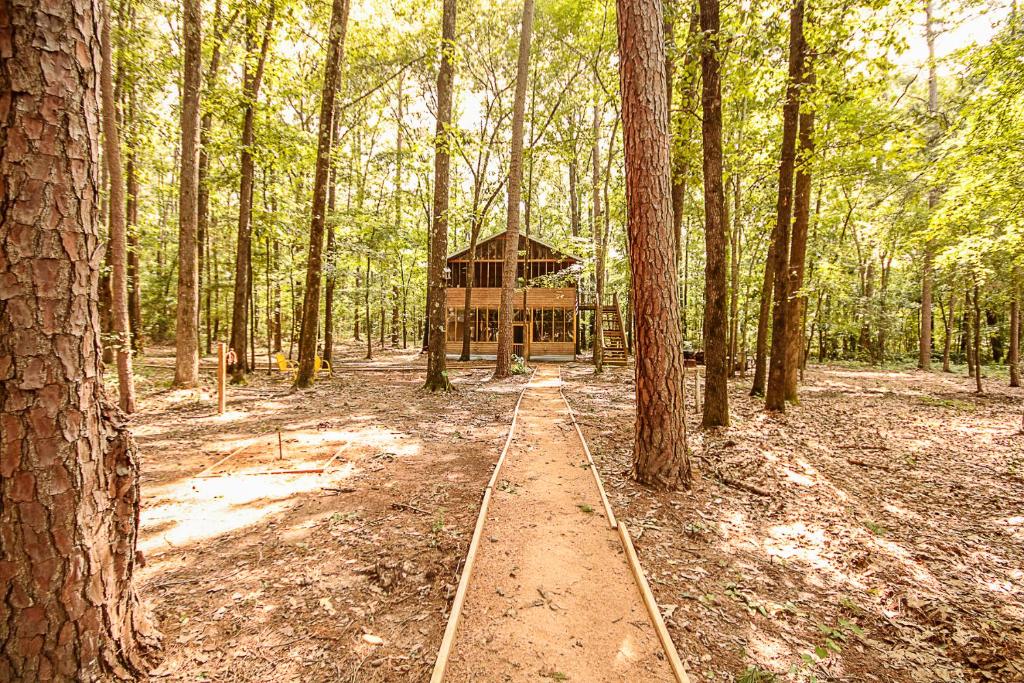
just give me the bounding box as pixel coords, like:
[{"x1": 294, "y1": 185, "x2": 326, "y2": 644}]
[{"x1": 530, "y1": 307, "x2": 574, "y2": 344}]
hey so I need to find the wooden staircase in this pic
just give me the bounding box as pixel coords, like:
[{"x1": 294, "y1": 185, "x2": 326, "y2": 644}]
[{"x1": 599, "y1": 293, "x2": 628, "y2": 366}]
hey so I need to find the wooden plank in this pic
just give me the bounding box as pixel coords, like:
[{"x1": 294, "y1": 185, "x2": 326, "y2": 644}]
[{"x1": 619, "y1": 522, "x2": 691, "y2": 683}]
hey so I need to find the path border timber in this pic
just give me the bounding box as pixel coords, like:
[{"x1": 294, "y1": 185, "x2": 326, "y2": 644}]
[{"x1": 428, "y1": 365, "x2": 691, "y2": 683}]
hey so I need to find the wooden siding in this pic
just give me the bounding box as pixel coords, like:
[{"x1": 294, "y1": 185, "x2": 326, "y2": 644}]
[
  {"x1": 444, "y1": 287, "x2": 577, "y2": 360},
  {"x1": 445, "y1": 287, "x2": 576, "y2": 308}
]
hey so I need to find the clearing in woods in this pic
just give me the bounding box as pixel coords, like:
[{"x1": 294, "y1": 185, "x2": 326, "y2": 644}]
[{"x1": 443, "y1": 365, "x2": 676, "y2": 682}]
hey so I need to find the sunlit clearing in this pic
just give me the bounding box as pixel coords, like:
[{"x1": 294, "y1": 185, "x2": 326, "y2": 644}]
[
  {"x1": 140, "y1": 425, "x2": 419, "y2": 558},
  {"x1": 139, "y1": 468, "x2": 356, "y2": 559}
]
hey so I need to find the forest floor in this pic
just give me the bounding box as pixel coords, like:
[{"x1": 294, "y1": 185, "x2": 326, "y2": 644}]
[
  {"x1": 444, "y1": 365, "x2": 674, "y2": 682},
  {"x1": 127, "y1": 342, "x2": 528, "y2": 682},
  {"x1": 562, "y1": 363, "x2": 1024, "y2": 682}
]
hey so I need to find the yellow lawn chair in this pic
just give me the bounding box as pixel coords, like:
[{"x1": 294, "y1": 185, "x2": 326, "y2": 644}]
[
  {"x1": 276, "y1": 352, "x2": 332, "y2": 379},
  {"x1": 274, "y1": 352, "x2": 297, "y2": 374},
  {"x1": 314, "y1": 356, "x2": 332, "y2": 376}
]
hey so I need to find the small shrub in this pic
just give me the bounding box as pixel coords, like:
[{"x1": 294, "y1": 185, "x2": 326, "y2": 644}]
[{"x1": 510, "y1": 354, "x2": 529, "y2": 375}]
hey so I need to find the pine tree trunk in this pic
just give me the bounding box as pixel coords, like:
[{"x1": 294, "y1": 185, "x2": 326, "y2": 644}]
[
  {"x1": 765, "y1": 0, "x2": 805, "y2": 411},
  {"x1": 699, "y1": 0, "x2": 729, "y2": 427},
  {"x1": 495, "y1": 0, "x2": 535, "y2": 379},
  {"x1": 0, "y1": 2, "x2": 161, "y2": 675},
  {"x1": 784, "y1": 59, "x2": 815, "y2": 402},
  {"x1": 174, "y1": 0, "x2": 203, "y2": 387},
  {"x1": 296, "y1": 0, "x2": 349, "y2": 387},
  {"x1": 425, "y1": 0, "x2": 457, "y2": 390},
  {"x1": 616, "y1": 0, "x2": 691, "y2": 489}
]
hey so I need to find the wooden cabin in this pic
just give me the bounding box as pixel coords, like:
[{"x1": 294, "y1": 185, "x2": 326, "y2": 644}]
[{"x1": 445, "y1": 233, "x2": 579, "y2": 361}]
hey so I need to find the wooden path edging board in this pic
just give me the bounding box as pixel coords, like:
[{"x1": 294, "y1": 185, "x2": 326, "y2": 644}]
[
  {"x1": 429, "y1": 369, "x2": 535, "y2": 683},
  {"x1": 430, "y1": 365, "x2": 691, "y2": 683},
  {"x1": 557, "y1": 368, "x2": 617, "y2": 529},
  {"x1": 619, "y1": 521, "x2": 691, "y2": 683}
]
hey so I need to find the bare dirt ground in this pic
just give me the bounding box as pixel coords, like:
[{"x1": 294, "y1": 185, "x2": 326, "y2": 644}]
[
  {"x1": 125, "y1": 342, "x2": 527, "y2": 682},
  {"x1": 562, "y1": 363, "x2": 1024, "y2": 683},
  {"x1": 445, "y1": 365, "x2": 674, "y2": 682}
]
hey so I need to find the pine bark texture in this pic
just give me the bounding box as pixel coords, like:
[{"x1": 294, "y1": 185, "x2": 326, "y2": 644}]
[
  {"x1": 0, "y1": 0, "x2": 160, "y2": 677},
  {"x1": 100, "y1": 0, "x2": 136, "y2": 413},
  {"x1": 784, "y1": 60, "x2": 815, "y2": 402},
  {"x1": 494, "y1": 0, "x2": 535, "y2": 379},
  {"x1": 616, "y1": 0, "x2": 691, "y2": 489},
  {"x1": 425, "y1": 0, "x2": 456, "y2": 391},
  {"x1": 174, "y1": 0, "x2": 202, "y2": 387},
  {"x1": 296, "y1": 0, "x2": 349, "y2": 387},
  {"x1": 699, "y1": 0, "x2": 729, "y2": 427},
  {"x1": 765, "y1": 0, "x2": 805, "y2": 411}
]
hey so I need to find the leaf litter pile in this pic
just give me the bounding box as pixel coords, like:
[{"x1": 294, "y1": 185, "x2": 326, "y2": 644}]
[
  {"x1": 128, "y1": 344, "x2": 527, "y2": 681},
  {"x1": 562, "y1": 364, "x2": 1024, "y2": 682}
]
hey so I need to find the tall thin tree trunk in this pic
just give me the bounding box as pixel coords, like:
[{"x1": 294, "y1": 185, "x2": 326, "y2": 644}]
[
  {"x1": 460, "y1": 218, "x2": 483, "y2": 361},
  {"x1": 365, "y1": 256, "x2": 373, "y2": 360},
  {"x1": 296, "y1": 0, "x2": 349, "y2": 387},
  {"x1": 728, "y1": 174, "x2": 741, "y2": 376},
  {"x1": 942, "y1": 290, "x2": 955, "y2": 372},
  {"x1": 199, "y1": 0, "x2": 227, "y2": 358},
  {"x1": 920, "y1": 0, "x2": 939, "y2": 370},
  {"x1": 323, "y1": 105, "x2": 341, "y2": 364},
  {"x1": 569, "y1": 160, "x2": 581, "y2": 237},
  {"x1": 125, "y1": 18, "x2": 143, "y2": 356},
  {"x1": 174, "y1": 0, "x2": 203, "y2": 388},
  {"x1": 616, "y1": 0, "x2": 691, "y2": 489},
  {"x1": 229, "y1": 5, "x2": 275, "y2": 381},
  {"x1": 354, "y1": 267, "x2": 362, "y2": 340},
  {"x1": 699, "y1": 0, "x2": 729, "y2": 427},
  {"x1": 425, "y1": 0, "x2": 457, "y2": 390},
  {"x1": 0, "y1": 2, "x2": 160, "y2": 675},
  {"x1": 765, "y1": 0, "x2": 805, "y2": 411},
  {"x1": 973, "y1": 280, "x2": 983, "y2": 393},
  {"x1": 101, "y1": 1, "x2": 136, "y2": 412},
  {"x1": 1010, "y1": 294, "x2": 1020, "y2": 387},
  {"x1": 495, "y1": 0, "x2": 535, "y2": 379},
  {"x1": 592, "y1": 99, "x2": 605, "y2": 373},
  {"x1": 671, "y1": 7, "x2": 699, "y2": 271},
  {"x1": 784, "y1": 58, "x2": 815, "y2": 402}
]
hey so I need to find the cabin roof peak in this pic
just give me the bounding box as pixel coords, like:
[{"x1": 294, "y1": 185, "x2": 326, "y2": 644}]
[{"x1": 446, "y1": 232, "x2": 580, "y2": 263}]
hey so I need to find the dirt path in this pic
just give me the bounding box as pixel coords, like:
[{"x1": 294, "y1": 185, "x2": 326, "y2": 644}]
[{"x1": 444, "y1": 365, "x2": 675, "y2": 682}]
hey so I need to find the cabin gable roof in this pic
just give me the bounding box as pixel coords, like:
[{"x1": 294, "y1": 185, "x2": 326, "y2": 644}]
[{"x1": 446, "y1": 232, "x2": 580, "y2": 264}]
